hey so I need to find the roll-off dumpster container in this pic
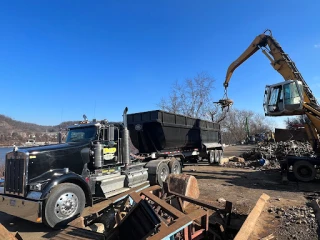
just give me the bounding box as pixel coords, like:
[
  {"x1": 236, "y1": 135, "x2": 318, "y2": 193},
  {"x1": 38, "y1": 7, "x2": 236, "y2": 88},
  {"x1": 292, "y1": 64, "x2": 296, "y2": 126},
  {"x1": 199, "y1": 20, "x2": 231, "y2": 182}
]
[{"x1": 127, "y1": 110, "x2": 221, "y2": 153}]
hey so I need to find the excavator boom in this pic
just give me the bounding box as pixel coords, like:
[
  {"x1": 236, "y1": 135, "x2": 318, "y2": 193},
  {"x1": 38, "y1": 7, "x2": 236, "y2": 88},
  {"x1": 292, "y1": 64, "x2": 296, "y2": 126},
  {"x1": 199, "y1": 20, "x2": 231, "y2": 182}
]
[
  {"x1": 224, "y1": 29, "x2": 318, "y2": 106},
  {"x1": 223, "y1": 29, "x2": 320, "y2": 152}
]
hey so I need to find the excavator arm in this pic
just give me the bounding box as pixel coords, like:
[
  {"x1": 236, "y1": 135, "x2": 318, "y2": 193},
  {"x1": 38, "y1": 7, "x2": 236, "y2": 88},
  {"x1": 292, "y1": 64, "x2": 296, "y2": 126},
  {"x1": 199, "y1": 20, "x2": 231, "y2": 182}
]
[
  {"x1": 222, "y1": 29, "x2": 320, "y2": 152},
  {"x1": 224, "y1": 29, "x2": 318, "y2": 106}
]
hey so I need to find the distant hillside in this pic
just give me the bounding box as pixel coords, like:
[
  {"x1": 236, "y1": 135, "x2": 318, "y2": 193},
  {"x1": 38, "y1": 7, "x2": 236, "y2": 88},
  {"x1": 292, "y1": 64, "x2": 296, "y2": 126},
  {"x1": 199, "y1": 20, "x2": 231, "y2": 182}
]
[{"x1": 0, "y1": 114, "x2": 79, "y2": 145}]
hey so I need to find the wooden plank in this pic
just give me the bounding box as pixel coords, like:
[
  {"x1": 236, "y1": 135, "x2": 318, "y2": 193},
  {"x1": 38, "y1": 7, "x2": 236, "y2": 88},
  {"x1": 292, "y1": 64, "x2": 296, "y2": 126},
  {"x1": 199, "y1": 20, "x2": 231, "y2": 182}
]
[
  {"x1": 0, "y1": 224, "x2": 18, "y2": 240},
  {"x1": 234, "y1": 193, "x2": 270, "y2": 240},
  {"x1": 261, "y1": 233, "x2": 275, "y2": 240}
]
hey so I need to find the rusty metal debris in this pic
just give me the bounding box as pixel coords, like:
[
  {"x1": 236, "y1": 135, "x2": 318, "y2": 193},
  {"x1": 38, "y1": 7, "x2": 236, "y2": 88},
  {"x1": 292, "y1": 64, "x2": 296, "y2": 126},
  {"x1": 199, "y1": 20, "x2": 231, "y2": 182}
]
[
  {"x1": 246, "y1": 140, "x2": 315, "y2": 160},
  {"x1": 1, "y1": 174, "x2": 271, "y2": 240},
  {"x1": 105, "y1": 181, "x2": 233, "y2": 240},
  {"x1": 223, "y1": 140, "x2": 315, "y2": 170},
  {"x1": 52, "y1": 174, "x2": 238, "y2": 240}
]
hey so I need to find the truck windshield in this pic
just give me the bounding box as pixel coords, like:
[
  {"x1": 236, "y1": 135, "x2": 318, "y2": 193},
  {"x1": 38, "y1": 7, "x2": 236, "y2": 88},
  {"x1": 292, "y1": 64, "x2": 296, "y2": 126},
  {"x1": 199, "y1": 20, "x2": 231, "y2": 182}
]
[{"x1": 66, "y1": 126, "x2": 97, "y2": 143}]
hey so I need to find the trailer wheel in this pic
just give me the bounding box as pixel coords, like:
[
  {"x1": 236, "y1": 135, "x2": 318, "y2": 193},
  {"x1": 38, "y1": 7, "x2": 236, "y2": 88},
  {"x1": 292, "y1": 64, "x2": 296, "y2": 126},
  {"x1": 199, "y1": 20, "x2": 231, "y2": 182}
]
[
  {"x1": 293, "y1": 161, "x2": 316, "y2": 182},
  {"x1": 168, "y1": 159, "x2": 181, "y2": 174},
  {"x1": 209, "y1": 150, "x2": 215, "y2": 164},
  {"x1": 43, "y1": 183, "x2": 85, "y2": 229},
  {"x1": 157, "y1": 162, "x2": 170, "y2": 187}
]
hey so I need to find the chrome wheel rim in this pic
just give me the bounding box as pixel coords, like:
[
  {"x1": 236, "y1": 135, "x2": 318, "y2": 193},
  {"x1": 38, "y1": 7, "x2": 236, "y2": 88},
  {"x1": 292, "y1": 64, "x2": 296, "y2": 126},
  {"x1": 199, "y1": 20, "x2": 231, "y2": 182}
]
[
  {"x1": 210, "y1": 151, "x2": 214, "y2": 163},
  {"x1": 216, "y1": 151, "x2": 221, "y2": 162},
  {"x1": 54, "y1": 192, "x2": 79, "y2": 220},
  {"x1": 160, "y1": 167, "x2": 169, "y2": 182},
  {"x1": 172, "y1": 163, "x2": 180, "y2": 174}
]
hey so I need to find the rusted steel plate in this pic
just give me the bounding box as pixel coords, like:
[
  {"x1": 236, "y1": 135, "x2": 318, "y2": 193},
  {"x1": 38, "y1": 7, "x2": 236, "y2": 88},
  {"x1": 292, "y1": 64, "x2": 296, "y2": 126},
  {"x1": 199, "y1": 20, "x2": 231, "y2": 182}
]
[
  {"x1": 168, "y1": 190, "x2": 222, "y2": 212},
  {"x1": 141, "y1": 190, "x2": 184, "y2": 218},
  {"x1": 81, "y1": 200, "x2": 113, "y2": 217},
  {"x1": 147, "y1": 209, "x2": 206, "y2": 240},
  {"x1": 140, "y1": 185, "x2": 161, "y2": 193},
  {"x1": 81, "y1": 182, "x2": 149, "y2": 217},
  {"x1": 147, "y1": 216, "x2": 192, "y2": 240},
  {"x1": 50, "y1": 226, "x2": 105, "y2": 240}
]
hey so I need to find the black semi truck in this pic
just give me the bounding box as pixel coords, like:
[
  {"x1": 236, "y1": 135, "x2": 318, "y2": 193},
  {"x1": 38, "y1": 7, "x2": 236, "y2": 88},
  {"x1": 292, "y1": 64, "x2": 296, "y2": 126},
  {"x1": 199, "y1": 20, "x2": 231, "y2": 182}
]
[{"x1": 0, "y1": 108, "x2": 223, "y2": 228}]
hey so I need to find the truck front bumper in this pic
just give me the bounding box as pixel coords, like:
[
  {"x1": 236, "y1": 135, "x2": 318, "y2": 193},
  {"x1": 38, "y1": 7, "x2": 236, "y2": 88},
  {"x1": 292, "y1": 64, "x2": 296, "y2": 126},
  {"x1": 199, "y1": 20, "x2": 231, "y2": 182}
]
[{"x1": 0, "y1": 193, "x2": 43, "y2": 223}]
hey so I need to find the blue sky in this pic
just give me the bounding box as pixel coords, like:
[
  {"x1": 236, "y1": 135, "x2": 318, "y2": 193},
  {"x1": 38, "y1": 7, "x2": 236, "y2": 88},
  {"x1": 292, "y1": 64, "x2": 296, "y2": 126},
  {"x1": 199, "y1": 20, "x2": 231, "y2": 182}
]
[{"x1": 0, "y1": 1, "x2": 319, "y2": 128}]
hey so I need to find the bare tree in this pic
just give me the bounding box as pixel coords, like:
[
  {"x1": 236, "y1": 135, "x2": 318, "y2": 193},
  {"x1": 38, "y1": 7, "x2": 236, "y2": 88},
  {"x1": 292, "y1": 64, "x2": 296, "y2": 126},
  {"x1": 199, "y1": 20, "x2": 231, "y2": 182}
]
[
  {"x1": 158, "y1": 72, "x2": 220, "y2": 120},
  {"x1": 220, "y1": 108, "x2": 275, "y2": 144},
  {"x1": 158, "y1": 72, "x2": 274, "y2": 144},
  {"x1": 284, "y1": 115, "x2": 309, "y2": 129}
]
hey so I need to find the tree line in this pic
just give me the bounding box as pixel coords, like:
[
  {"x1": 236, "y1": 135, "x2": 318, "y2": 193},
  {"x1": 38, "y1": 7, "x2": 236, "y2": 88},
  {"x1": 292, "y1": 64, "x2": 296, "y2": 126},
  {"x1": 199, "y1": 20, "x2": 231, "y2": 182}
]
[
  {"x1": 0, "y1": 115, "x2": 78, "y2": 145},
  {"x1": 158, "y1": 72, "x2": 277, "y2": 144}
]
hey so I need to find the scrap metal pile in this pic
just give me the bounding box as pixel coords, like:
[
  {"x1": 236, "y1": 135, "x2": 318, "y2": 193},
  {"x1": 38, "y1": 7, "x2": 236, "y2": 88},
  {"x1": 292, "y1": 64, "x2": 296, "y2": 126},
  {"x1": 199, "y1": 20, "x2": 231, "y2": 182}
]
[
  {"x1": 0, "y1": 174, "x2": 270, "y2": 240},
  {"x1": 50, "y1": 174, "x2": 242, "y2": 240},
  {"x1": 223, "y1": 140, "x2": 315, "y2": 170},
  {"x1": 244, "y1": 140, "x2": 315, "y2": 160}
]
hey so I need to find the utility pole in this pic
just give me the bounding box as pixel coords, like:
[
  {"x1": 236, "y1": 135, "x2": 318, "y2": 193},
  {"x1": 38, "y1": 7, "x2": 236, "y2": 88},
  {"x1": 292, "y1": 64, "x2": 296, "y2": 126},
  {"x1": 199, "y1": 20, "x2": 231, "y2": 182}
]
[{"x1": 245, "y1": 117, "x2": 250, "y2": 143}]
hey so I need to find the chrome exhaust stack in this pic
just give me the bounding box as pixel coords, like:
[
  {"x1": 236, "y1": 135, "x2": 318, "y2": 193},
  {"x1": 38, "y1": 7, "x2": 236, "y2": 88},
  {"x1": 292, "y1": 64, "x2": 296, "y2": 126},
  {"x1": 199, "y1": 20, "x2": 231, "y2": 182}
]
[{"x1": 122, "y1": 107, "x2": 130, "y2": 169}]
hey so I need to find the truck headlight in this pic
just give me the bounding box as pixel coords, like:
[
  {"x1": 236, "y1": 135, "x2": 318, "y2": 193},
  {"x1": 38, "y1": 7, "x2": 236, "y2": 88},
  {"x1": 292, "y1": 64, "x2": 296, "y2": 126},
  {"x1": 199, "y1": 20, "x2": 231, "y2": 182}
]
[{"x1": 29, "y1": 182, "x2": 47, "y2": 191}]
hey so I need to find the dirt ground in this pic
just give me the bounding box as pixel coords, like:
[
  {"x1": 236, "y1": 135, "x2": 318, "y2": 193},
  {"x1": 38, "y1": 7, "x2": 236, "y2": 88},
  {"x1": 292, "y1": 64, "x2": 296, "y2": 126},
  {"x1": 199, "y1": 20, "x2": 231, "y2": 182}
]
[
  {"x1": 1, "y1": 145, "x2": 319, "y2": 239},
  {"x1": 183, "y1": 145, "x2": 320, "y2": 240}
]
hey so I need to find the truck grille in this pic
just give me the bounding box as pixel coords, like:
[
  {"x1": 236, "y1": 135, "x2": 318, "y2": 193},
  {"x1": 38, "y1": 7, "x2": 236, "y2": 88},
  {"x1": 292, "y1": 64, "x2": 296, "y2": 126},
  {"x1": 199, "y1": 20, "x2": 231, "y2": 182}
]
[{"x1": 5, "y1": 152, "x2": 27, "y2": 196}]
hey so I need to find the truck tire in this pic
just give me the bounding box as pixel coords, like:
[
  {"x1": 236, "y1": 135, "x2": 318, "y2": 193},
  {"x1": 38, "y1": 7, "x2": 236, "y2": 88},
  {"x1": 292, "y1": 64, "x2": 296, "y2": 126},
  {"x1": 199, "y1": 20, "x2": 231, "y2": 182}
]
[
  {"x1": 216, "y1": 150, "x2": 223, "y2": 163},
  {"x1": 209, "y1": 150, "x2": 215, "y2": 165},
  {"x1": 156, "y1": 162, "x2": 170, "y2": 187},
  {"x1": 168, "y1": 159, "x2": 181, "y2": 174},
  {"x1": 43, "y1": 183, "x2": 85, "y2": 229},
  {"x1": 293, "y1": 161, "x2": 316, "y2": 182}
]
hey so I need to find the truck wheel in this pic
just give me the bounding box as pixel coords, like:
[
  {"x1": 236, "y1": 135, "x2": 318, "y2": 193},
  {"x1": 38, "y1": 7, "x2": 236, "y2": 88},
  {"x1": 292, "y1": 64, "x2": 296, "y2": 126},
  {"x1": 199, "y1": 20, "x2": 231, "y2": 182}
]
[
  {"x1": 209, "y1": 150, "x2": 215, "y2": 164},
  {"x1": 157, "y1": 162, "x2": 170, "y2": 187},
  {"x1": 216, "y1": 150, "x2": 223, "y2": 163},
  {"x1": 293, "y1": 161, "x2": 316, "y2": 182},
  {"x1": 168, "y1": 159, "x2": 181, "y2": 174},
  {"x1": 43, "y1": 183, "x2": 85, "y2": 229}
]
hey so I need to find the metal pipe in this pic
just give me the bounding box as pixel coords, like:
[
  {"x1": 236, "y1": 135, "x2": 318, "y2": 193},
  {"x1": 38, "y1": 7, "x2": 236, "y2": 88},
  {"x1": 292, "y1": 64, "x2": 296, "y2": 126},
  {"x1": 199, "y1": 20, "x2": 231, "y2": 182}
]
[
  {"x1": 122, "y1": 107, "x2": 131, "y2": 168},
  {"x1": 57, "y1": 129, "x2": 62, "y2": 144}
]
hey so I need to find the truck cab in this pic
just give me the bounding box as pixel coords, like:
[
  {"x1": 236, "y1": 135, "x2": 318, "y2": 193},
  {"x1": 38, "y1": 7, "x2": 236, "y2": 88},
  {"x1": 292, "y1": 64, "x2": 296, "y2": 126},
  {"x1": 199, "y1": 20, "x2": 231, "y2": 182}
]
[
  {"x1": 0, "y1": 112, "x2": 150, "y2": 229},
  {"x1": 0, "y1": 108, "x2": 222, "y2": 229}
]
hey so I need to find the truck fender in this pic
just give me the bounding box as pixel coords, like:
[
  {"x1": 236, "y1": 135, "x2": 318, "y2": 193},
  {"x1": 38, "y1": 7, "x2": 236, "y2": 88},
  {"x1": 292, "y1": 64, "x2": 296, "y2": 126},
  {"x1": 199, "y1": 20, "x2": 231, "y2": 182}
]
[
  {"x1": 40, "y1": 171, "x2": 93, "y2": 206},
  {"x1": 144, "y1": 159, "x2": 169, "y2": 174},
  {"x1": 145, "y1": 159, "x2": 171, "y2": 186}
]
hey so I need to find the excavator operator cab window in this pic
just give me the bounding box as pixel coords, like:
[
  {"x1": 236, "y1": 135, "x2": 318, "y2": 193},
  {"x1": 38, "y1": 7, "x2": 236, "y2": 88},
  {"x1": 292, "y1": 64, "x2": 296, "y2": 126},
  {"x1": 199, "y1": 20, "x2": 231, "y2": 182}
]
[
  {"x1": 282, "y1": 81, "x2": 304, "y2": 113},
  {"x1": 283, "y1": 82, "x2": 302, "y2": 104},
  {"x1": 264, "y1": 80, "x2": 304, "y2": 116},
  {"x1": 266, "y1": 85, "x2": 283, "y2": 113}
]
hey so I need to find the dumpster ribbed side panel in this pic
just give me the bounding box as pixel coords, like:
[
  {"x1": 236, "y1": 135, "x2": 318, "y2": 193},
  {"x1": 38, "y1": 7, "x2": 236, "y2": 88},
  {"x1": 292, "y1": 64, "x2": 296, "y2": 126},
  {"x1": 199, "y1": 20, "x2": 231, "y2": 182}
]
[{"x1": 127, "y1": 110, "x2": 221, "y2": 153}]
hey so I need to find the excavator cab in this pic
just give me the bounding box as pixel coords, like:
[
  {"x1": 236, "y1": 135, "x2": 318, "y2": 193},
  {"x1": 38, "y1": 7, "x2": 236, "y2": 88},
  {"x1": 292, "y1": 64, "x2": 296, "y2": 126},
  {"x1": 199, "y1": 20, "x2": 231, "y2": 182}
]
[{"x1": 263, "y1": 80, "x2": 304, "y2": 116}]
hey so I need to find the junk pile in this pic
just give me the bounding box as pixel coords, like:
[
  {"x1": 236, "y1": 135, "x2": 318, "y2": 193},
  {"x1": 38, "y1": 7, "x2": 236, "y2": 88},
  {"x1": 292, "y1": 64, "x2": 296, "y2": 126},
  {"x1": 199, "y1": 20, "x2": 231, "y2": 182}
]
[
  {"x1": 267, "y1": 204, "x2": 318, "y2": 239},
  {"x1": 48, "y1": 174, "x2": 268, "y2": 240},
  {"x1": 222, "y1": 140, "x2": 315, "y2": 170}
]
